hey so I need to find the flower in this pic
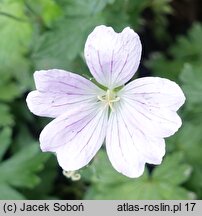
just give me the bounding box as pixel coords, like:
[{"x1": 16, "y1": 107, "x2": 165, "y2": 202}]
[{"x1": 26, "y1": 25, "x2": 185, "y2": 178}]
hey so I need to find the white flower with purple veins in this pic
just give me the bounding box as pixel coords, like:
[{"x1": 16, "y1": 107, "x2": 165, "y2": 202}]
[{"x1": 26, "y1": 25, "x2": 185, "y2": 178}]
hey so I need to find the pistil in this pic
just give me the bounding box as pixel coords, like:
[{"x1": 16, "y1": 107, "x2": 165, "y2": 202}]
[{"x1": 97, "y1": 89, "x2": 120, "y2": 111}]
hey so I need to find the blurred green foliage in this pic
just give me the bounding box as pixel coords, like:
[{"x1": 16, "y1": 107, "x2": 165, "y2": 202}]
[
  {"x1": 84, "y1": 151, "x2": 194, "y2": 199},
  {"x1": 147, "y1": 23, "x2": 202, "y2": 80},
  {"x1": 0, "y1": 0, "x2": 202, "y2": 200}
]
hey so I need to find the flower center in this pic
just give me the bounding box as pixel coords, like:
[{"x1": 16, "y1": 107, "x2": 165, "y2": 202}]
[{"x1": 97, "y1": 89, "x2": 120, "y2": 111}]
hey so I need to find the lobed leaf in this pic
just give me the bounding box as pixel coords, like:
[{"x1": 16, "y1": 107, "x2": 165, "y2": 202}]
[
  {"x1": 0, "y1": 127, "x2": 12, "y2": 161},
  {"x1": 0, "y1": 143, "x2": 49, "y2": 189},
  {"x1": 84, "y1": 150, "x2": 193, "y2": 199},
  {"x1": 0, "y1": 104, "x2": 14, "y2": 127}
]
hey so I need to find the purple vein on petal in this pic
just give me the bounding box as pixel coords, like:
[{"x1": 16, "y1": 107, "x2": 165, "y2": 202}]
[
  {"x1": 122, "y1": 98, "x2": 152, "y2": 121},
  {"x1": 124, "y1": 98, "x2": 177, "y2": 124},
  {"x1": 118, "y1": 104, "x2": 141, "y2": 152},
  {"x1": 65, "y1": 93, "x2": 95, "y2": 96},
  {"x1": 124, "y1": 82, "x2": 155, "y2": 91},
  {"x1": 78, "y1": 108, "x2": 107, "y2": 158},
  {"x1": 50, "y1": 98, "x2": 96, "y2": 107},
  {"x1": 123, "y1": 96, "x2": 161, "y2": 109},
  {"x1": 58, "y1": 81, "x2": 81, "y2": 90},
  {"x1": 110, "y1": 50, "x2": 114, "y2": 74},
  {"x1": 63, "y1": 106, "x2": 106, "y2": 145},
  {"x1": 115, "y1": 112, "x2": 128, "y2": 164},
  {"x1": 41, "y1": 73, "x2": 96, "y2": 91},
  {"x1": 39, "y1": 80, "x2": 81, "y2": 92},
  {"x1": 97, "y1": 50, "x2": 103, "y2": 73},
  {"x1": 96, "y1": 50, "x2": 108, "y2": 86},
  {"x1": 108, "y1": 111, "x2": 127, "y2": 166},
  {"x1": 44, "y1": 108, "x2": 100, "y2": 151},
  {"x1": 113, "y1": 53, "x2": 129, "y2": 85},
  {"x1": 124, "y1": 92, "x2": 161, "y2": 95},
  {"x1": 88, "y1": 50, "x2": 104, "y2": 84},
  {"x1": 109, "y1": 50, "x2": 114, "y2": 86}
]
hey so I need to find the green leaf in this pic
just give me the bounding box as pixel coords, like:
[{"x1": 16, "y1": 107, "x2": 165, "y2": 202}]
[
  {"x1": 185, "y1": 165, "x2": 202, "y2": 199},
  {"x1": 0, "y1": 0, "x2": 32, "y2": 67},
  {"x1": 153, "y1": 152, "x2": 192, "y2": 185},
  {"x1": 167, "y1": 122, "x2": 202, "y2": 199},
  {"x1": 160, "y1": 120, "x2": 202, "y2": 199},
  {"x1": 173, "y1": 122, "x2": 202, "y2": 165},
  {"x1": 82, "y1": 150, "x2": 134, "y2": 186},
  {"x1": 25, "y1": 0, "x2": 62, "y2": 27},
  {"x1": 151, "y1": 0, "x2": 173, "y2": 14},
  {"x1": 146, "y1": 53, "x2": 182, "y2": 80},
  {"x1": 147, "y1": 23, "x2": 202, "y2": 79},
  {"x1": 0, "y1": 143, "x2": 49, "y2": 189},
  {"x1": 103, "y1": 0, "x2": 149, "y2": 30},
  {"x1": 84, "y1": 150, "x2": 193, "y2": 199},
  {"x1": 23, "y1": 156, "x2": 58, "y2": 199},
  {"x1": 0, "y1": 127, "x2": 12, "y2": 161},
  {"x1": 0, "y1": 104, "x2": 14, "y2": 127},
  {"x1": 180, "y1": 64, "x2": 202, "y2": 111},
  {"x1": 170, "y1": 23, "x2": 202, "y2": 61},
  {"x1": 157, "y1": 183, "x2": 195, "y2": 200},
  {"x1": 0, "y1": 184, "x2": 25, "y2": 200},
  {"x1": 33, "y1": 16, "x2": 104, "y2": 69},
  {"x1": 0, "y1": 142, "x2": 50, "y2": 199},
  {"x1": 11, "y1": 124, "x2": 35, "y2": 152},
  {"x1": 32, "y1": 0, "x2": 113, "y2": 70},
  {"x1": 0, "y1": 82, "x2": 23, "y2": 102},
  {"x1": 0, "y1": 0, "x2": 33, "y2": 90},
  {"x1": 58, "y1": 0, "x2": 115, "y2": 16}
]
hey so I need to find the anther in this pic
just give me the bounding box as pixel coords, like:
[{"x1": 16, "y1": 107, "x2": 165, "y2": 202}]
[{"x1": 97, "y1": 89, "x2": 120, "y2": 111}]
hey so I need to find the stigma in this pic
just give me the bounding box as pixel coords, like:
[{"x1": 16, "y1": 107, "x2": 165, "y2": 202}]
[{"x1": 97, "y1": 89, "x2": 120, "y2": 111}]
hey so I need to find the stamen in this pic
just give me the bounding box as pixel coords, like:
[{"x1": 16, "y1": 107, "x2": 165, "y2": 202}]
[
  {"x1": 97, "y1": 89, "x2": 120, "y2": 111},
  {"x1": 97, "y1": 95, "x2": 105, "y2": 102},
  {"x1": 106, "y1": 89, "x2": 111, "y2": 102}
]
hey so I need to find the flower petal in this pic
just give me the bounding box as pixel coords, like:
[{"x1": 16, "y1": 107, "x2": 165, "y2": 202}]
[
  {"x1": 26, "y1": 69, "x2": 104, "y2": 118},
  {"x1": 40, "y1": 103, "x2": 108, "y2": 171},
  {"x1": 120, "y1": 77, "x2": 185, "y2": 111},
  {"x1": 119, "y1": 77, "x2": 185, "y2": 138},
  {"x1": 106, "y1": 105, "x2": 145, "y2": 178},
  {"x1": 120, "y1": 102, "x2": 166, "y2": 164},
  {"x1": 106, "y1": 103, "x2": 165, "y2": 178},
  {"x1": 84, "y1": 25, "x2": 142, "y2": 88}
]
